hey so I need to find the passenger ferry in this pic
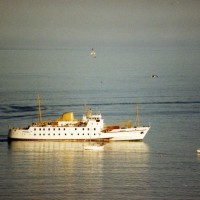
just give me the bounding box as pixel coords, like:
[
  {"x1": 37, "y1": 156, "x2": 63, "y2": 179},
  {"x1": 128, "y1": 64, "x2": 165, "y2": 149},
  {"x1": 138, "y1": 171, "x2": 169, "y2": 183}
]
[{"x1": 8, "y1": 96, "x2": 150, "y2": 141}]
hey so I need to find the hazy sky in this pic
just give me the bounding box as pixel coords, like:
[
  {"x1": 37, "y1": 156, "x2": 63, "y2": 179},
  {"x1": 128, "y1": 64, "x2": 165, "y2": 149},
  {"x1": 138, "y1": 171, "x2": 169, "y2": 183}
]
[{"x1": 0, "y1": 0, "x2": 200, "y2": 48}]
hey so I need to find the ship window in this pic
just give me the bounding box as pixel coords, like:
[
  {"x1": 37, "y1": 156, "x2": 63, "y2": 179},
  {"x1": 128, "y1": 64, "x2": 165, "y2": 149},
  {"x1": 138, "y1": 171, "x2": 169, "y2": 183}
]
[
  {"x1": 94, "y1": 128, "x2": 96, "y2": 130},
  {"x1": 58, "y1": 128, "x2": 60, "y2": 131},
  {"x1": 59, "y1": 133, "x2": 60, "y2": 136},
  {"x1": 83, "y1": 128, "x2": 84, "y2": 130},
  {"x1": 48, "y1": 128, "x2": 50, "y2": 131},
  {"x1": 71, "y1": 133, "x2": 73, "y2": 135},
  {"x1": 65, "y1": 133, "x2": 67, "y2": 136},
  {"x1": 83, "y1": 133, "x2": 84, "y2": 135},
  {"x1": 43, "y1": 128, "x2": 45, "y2": 131},
  {"x1": 48, "y1": 133, "x2": 50, "y2": 136},
  {"x1": 39, "y1": 128, "x2": 41, "y2": 131},
  {"x1": 88, "y1": 128, "x2": 89, "y2": 130},
  {"x1": 53, "y1": 128, "x2": 55, "y2": 131},
  {"x1": 140, "y1": 132, "x2": 144, "y2": 134},
  {"x1": 88, "y1": 133, "x2": 89, "y2": 135},
  {"x1": 63, "y1": 128, "x2": 65, "y2": 131},
  {"x1": 75, "y1": 128, "x2": 77, "y2": 131},
  {"x1": 39, "y1": 134, "x2": 41, "y2": 136},
  {"x1": 43, "y1": 134, "x2": 45, "y2": 136},
  {"x1": 34, "y1": 134, "x2": 36, "y2": 136},
  {"x1": 53, "y1": 133, "x2": 55, "y2": 136},
  {"x1": 34, "y1": 128, "x2": 36, "y2": 131},
  {"x1": 78, "y1": 133, "x2": 79, "y2": 135}
]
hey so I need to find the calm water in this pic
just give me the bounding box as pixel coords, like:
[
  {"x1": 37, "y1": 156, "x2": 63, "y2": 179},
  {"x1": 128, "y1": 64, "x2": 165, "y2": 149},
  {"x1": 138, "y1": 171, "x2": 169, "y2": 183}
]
[{"x1": 0, "y1": 46, "x2": 200, "y2": 199}]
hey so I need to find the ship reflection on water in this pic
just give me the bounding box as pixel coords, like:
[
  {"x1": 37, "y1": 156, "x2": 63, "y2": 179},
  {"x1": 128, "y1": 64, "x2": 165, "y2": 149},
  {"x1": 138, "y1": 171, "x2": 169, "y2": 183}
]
[
  {"x1": 6, "y1": 141, "x2": 150, "y2": 199},
  {"x1": 8, "y1": 141, "x2": 149, "y2": 154},
  {"x1": 7, "y1": 141, "x2": 150, "y2": 174},
  {"x1": 7, "y1": 141, "x2": 150, "y2": 176}
]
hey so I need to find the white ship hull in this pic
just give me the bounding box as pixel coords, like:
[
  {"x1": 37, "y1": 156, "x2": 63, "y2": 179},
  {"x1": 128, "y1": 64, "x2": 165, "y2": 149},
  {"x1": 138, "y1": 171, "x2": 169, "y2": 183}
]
[{"x1": 8, "y1": 126, "x2": 150, "y2": 141}]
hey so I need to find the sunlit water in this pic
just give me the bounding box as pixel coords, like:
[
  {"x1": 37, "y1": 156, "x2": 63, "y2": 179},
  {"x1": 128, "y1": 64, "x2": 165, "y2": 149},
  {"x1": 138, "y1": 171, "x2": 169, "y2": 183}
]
[{"x1": 0, "y1": 46, "x2": 200, "y2": 199}]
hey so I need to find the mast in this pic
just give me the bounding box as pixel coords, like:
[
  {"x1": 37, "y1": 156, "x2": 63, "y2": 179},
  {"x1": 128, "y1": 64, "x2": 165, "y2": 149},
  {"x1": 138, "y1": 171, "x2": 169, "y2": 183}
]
[
  {"x1": 134, "y1": 104, "x2": 140, "y2": 127},
  {"x1": 84, "y1": 106, "x2": 92, "y2": 119},
  {"x1": 38, "y1": 95, "x2": 42, "y2": 123}
]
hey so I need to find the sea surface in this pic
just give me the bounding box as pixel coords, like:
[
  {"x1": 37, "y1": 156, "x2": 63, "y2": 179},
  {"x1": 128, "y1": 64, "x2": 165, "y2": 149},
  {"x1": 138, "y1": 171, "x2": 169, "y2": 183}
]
[{"x1": 0, "y1": 45, "x2": 200, "y2": 199}]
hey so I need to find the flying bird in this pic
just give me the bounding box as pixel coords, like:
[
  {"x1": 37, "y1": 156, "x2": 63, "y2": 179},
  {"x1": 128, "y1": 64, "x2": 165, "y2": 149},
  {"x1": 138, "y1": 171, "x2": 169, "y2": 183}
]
[
  {"x1": 152, "y1": 74, "x2": 159, "y2": 78},
  {"x1": 90, "y1": 48, "x2": 96, "y2": 58}
]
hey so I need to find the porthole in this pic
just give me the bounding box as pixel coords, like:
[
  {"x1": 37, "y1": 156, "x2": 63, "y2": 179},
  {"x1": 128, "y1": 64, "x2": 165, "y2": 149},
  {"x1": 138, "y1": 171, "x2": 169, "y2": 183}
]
[{"x1": 140, "y1": 132, "x2": 144, "y2": 134}]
